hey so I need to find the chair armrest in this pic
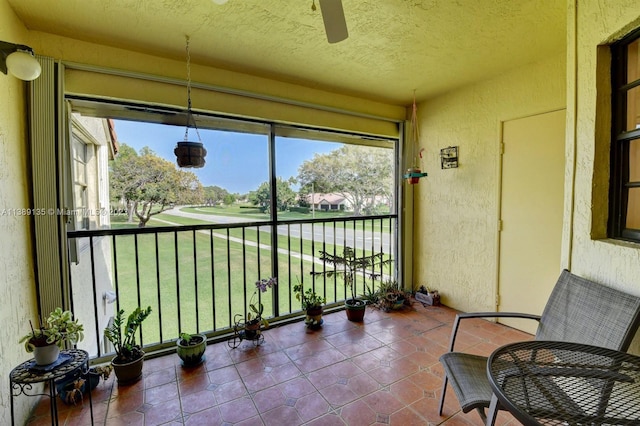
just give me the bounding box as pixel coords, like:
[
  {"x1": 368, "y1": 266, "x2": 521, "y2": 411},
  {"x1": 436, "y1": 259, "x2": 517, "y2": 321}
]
[{"x1": 447, "y1": 312, "x2": 542, "y2": 352}]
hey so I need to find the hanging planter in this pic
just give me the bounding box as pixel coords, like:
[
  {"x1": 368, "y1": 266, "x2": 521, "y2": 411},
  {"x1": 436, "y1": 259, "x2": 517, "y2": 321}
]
[
  {"x1": 404, "y1": 93, "x2": 427, "y2": 184},
  {"x1": 404, "y1": 148, "x2": 428, "y2": 184},
  {"x1": 404, "y1": 166, "x2": 427, "y2": 185},
  {"x1": 174, "y1": 141, "x2": 206, "y2": 168},
  {"x1": 174, "y1": 35, "x2": 206, "y2": 169}
]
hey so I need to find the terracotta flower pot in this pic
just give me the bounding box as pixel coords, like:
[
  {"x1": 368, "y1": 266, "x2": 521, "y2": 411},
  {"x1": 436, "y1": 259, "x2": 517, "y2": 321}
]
[{"x1": 345, "y1": 299, "x2": 366, "y2": 322}]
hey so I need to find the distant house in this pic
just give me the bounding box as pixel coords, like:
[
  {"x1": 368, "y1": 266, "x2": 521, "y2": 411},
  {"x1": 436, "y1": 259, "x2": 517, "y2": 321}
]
[{"x1": 307, "y1": 193, "x2": 351, "y2": 211}]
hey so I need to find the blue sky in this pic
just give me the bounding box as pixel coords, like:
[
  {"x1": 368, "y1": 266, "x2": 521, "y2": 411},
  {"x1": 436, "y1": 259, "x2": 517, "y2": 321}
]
[{"x1": 113, "y1": 120, "x2": 341, "y2": 194}]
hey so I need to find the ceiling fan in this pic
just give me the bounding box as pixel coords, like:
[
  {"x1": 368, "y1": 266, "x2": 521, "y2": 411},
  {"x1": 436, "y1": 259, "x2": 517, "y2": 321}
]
[
  {"x1": 212, "y1": 0, "x2": 349, "y2": 44},
  {"x1": 313, "y1": 0, "x2": 349, "y2": 44}
]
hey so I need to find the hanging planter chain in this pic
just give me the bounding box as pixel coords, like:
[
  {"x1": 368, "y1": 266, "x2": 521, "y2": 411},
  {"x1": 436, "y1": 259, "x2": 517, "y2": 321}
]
[
  {"x1": 404, "y1": 92, "x2": 427, "y2": 184},
  {"x1": 175, "y1": 35, "x2": 207, "y2": 168}
]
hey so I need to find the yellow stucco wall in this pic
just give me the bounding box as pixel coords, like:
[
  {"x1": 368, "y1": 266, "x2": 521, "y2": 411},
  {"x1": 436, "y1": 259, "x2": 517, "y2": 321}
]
[
  {"x1": 564, "y1": 1, "x2": 640, "y2": 288},
  {"x1": 4, "y1": 0, "x2": 640, "y2": 421},
  {"x1": 412, "y1": 53, "x2": 566, "y2": 314},
  {"x1": 0, "y1": 0, "x2": 40, "y2": 424},
  {"x1": 28, "y1": 31, "x2": 406, "y2": 127}
]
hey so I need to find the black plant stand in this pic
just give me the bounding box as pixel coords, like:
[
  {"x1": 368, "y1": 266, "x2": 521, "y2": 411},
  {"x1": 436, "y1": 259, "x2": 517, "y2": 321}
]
[
  {"x1": 227, "y1": 318, "x2": 265, "y2": 348},
  {"x1": 10, "y1": 348, "x2": 93, "y2": 425}
]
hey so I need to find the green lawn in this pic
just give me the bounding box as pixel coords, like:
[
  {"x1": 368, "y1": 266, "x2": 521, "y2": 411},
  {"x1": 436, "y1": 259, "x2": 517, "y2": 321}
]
[
  {"x1": 107, "y1": 209, "x2": 393, "y2": 346},
  {"x1": 180, "y1": 205, "x2": 393, "y2": 231}
]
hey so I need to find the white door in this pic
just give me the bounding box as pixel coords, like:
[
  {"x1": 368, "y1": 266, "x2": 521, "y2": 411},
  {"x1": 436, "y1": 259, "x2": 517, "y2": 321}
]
[{"x1": 498, "y1": 109, "x2": 565, "y2": 334}]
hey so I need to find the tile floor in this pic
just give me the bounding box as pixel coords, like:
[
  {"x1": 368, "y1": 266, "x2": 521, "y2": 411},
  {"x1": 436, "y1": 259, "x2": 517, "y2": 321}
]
[{"x1": 25, "y1": 303, "x2": 533, "y2": 425}]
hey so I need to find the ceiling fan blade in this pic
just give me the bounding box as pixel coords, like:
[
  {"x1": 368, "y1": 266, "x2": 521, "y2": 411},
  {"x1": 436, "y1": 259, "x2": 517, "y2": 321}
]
[{"x1": 318, "y1": 0, "x2": 348, "y2": 43}]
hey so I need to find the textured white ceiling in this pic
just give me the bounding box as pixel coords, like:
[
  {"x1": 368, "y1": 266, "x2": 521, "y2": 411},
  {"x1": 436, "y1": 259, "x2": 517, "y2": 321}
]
[{"x1": 8, "y1": 0, "x2": 566, "y2": 105}]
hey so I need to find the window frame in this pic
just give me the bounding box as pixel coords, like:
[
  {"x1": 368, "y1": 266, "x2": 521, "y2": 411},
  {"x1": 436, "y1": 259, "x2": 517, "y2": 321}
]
[{"x1": 609, "y1": 27, "x2": 640, "y2": 242}]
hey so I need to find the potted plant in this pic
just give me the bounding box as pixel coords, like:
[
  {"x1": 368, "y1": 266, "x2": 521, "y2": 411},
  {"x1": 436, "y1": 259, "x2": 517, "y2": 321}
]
[
  {"x1": 415, "y1": 285, "x2": 441, "y2": 306},
  {"x1": 104, "y1": 306, "x2": 152, "y2": 384},
  {"x1": 176, "y1": 332, "x2": 207, "y2": 367},
  {"x1": 375, "y1": 280, "x2": 408, "y2": 312},
  {"x1": 245, "y1": 277, "x2": 277, "y2": 338},
  {"x1": 19, "y1": 307, "x2": 84, "y2": 366},
  {"x1": 293, "y1": 281, "x2": 326, "y2": 329},
  {"x1": 313, "y1": 247, "x2": 393, "y2": 322}
]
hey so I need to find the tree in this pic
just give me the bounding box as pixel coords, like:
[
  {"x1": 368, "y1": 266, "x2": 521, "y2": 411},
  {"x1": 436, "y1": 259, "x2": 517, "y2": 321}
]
[
  {"x1": 223, "y1": 193, "x2": 237, "y2": 206},
  {"x1": 110, "y1": 144, "x2": 204, "y2": 227},
  {"x1": 203, "y1": 185, "x2": 230, "y2": 206},
  {"x1": 297, "y1": 145, "x2": 393, "y2": 215},
  {"x1": 249, "y1": 177, "x2": 297, "y2": 213}
]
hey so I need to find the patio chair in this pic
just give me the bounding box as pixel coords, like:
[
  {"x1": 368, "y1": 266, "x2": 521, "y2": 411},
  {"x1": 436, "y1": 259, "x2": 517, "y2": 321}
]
[{"x1": 438, "y1": 269, "x2": 640, "y2": 423}]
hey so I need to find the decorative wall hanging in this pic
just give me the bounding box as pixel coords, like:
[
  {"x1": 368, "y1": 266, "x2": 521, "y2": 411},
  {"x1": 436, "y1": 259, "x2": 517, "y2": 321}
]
[
  {"x1": 403, "y1": 93, "x2": 428, "y2": 184},
  {"x1": 440, "y1": 146, "x2": 459, "y2": 169},
  {"x1": 174, "y1": 36, "x2": 207, "y2": 168}
]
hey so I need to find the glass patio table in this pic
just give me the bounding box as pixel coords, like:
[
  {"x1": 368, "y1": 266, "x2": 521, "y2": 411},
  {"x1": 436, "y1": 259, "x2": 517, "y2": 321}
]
[{"x1": 486, "y1": 340, "x2": 640, "y2": 426}]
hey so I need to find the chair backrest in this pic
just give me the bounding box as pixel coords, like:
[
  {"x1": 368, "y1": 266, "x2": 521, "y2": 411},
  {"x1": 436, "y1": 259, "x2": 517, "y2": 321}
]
[{"x1": 536, "y1": 269, "x2": 640, "y2": 351}]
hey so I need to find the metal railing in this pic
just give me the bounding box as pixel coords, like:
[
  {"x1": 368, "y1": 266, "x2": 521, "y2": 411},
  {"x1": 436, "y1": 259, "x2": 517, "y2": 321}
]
[{"x1": 67, "y1": 214, "x2": 397, "y2": 362}]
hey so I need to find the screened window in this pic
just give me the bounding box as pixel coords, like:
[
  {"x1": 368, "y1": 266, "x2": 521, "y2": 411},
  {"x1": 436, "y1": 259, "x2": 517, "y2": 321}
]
[{"x1": 609, "y1": 29, "x2": 640, "y2": 242}]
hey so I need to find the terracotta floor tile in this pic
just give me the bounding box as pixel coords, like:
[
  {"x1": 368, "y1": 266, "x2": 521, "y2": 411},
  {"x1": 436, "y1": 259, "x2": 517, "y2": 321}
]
[
  {"x1": 318, "y1": 383, "x2": 358, "y2": 407},
  {"x1": 242, "y1": 370, "x2": 277, "y2": 393},
  {"x1": 236, "y1": 357, "x2": 266, "y2": 376},
  {"x1": 261, "y1": 404, "x2": 303, "y2": 426},
  {"x1": 104, "y1": 410, "x2": 145, "y2": 426},
  {"x1": 294, "y1": 392, "x2": 331, "y2": 422},
  {"x1": 388, "y1": 406, "x2": 427, "y2": 425},
  {"x1": 218, "y1": 396, "x2": 259, "y2": 423},
  {"x1": 284, "y1": 339, "x2": 334, "y2": 361},
  {"x1": 144, "y1": 366, "x2": 177, "y2": 388},
  {"x1": 345, "y1": 372, "x2": 380, "y2": 397},
  {"x1": 252, "y1": 386, "x2": 286, "y2": 413},
  {"x1": 183, "y1": 406, "x2": 222, "y2": 426},
  {"x1": 388, "y1": 378, "x2": 424, "y2": 406},
  {"x1": 235, "y1": 415, "x2": 267, "y2": 426},
  {"x1": 144, "y1": 381, "x2": 179, "y2": 405},
  {"x1": 142, "y1": 398, "x2": 182, "y2": 425},
  {"x1": 105, "y1": 389, "x2": 144, "y2": 417},
  {"x1": 269, "y1": 361, "x2": 302, "y2": 382},
  {"x1": 180, "y1": 388, "x2": 217, "y2": 414},
  {"x1": 361, "y1": 389, "x2": 404, "y2": 415},
  {"x1": 207, "y1": 364, "x2": 240, "y2": 384},
  {"x1": 23, "y1": 305, "x2": 532, "y2": 426},
  {"x1": 277, "y1": 376, "x2": 317, "y2": 398},
  {"x1": 178, "y1": 370, "x2": 211, "y2": 396},
  {"x1": 339, "y1": 399, "x2": 377, "y2": 426},
  {"x1": 211, "y1": 378, "x2": 248, "y2": 404},
  {"x1": 304, "y1": 412, "x2": 347, "y2": 426}
]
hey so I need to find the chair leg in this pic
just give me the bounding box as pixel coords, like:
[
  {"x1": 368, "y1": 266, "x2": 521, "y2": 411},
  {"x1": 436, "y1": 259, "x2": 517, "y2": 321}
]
[
  {"x1": 438, "y1": 375, "x2": 448, "y2": 415},
  {"x1": 484, "y1": 394, "x2": 499, "y2": 426},
  {"x1": 476, "y1": 407, "x2": 487, "y2": 424}
]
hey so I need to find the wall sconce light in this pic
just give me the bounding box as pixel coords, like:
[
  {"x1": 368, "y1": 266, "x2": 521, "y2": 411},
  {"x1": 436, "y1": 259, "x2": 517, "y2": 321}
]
[
  {"x1": 0, "y1": 40, "x2": 41, "y2": 81},
  {"x1": 440, "y1": 146, "x2": 459, "y2": 169}
]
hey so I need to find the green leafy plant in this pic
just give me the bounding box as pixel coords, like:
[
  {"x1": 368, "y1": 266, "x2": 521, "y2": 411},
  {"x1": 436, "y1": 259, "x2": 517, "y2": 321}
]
[
  {"x1": 178, "y1": 332, "x2": 205, "y2": 346},
  {"x1": 361, "y1": 284, "x2": 380, "y2": 305},
  {"x1": 246, "y1": 277, "x2": 277, "y2": 327},
  {"x1": 293, "y1": 282, "x2": 326, "y2": 310},
  {"x1": 313, "y1": 247, "x2": 393, "y2": 303},
  {"x1": 375, "y1": 279, "x2": 408, "y2": 311},
  {"x1": 19, "y1": 307, "x2": 84, "y2": 352},
  {"x1": 104, "y1": 306, "x2": 152, "y2": 363}
]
